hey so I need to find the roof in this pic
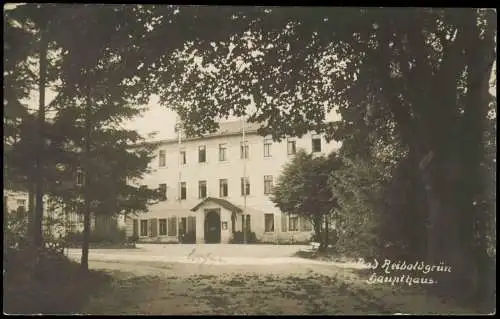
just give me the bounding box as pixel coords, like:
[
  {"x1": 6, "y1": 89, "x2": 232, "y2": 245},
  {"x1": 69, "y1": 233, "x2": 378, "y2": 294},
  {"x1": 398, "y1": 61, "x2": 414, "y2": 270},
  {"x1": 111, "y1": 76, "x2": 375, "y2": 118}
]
[
  {"x1": 191, "y1": 197, "x2": 243, "y2": 213},
  {"x1": 151, "y1": 120, "x2": 264, "y2": 146}
]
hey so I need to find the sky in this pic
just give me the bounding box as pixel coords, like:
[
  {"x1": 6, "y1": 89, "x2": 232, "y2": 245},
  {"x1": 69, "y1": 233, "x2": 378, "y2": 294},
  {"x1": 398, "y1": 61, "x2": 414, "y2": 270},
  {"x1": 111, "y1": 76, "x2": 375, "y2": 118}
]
[
  {"x1": 30, "y1": 88, "x2": 340, "y2": 142},
  {"x1": 26, "y1": 88, "x2": 180, "y2": 141},
  {"x1": 123, "y1": 95, "x2": 179, "y2": 141}
]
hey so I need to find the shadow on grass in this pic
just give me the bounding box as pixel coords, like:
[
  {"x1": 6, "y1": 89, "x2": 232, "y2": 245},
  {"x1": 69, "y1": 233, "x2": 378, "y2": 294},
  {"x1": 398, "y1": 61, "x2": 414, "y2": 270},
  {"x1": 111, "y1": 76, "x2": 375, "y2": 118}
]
[{"x1": 4, "y1": 255, "x2": 114, "y2": 315}]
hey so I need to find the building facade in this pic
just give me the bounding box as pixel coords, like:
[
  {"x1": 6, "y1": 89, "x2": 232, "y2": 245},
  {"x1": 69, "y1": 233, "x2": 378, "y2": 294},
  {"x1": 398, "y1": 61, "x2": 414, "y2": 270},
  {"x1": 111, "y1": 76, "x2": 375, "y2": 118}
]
[
  {"x1": 3, "y1": 190, "x2": 125, "y2": 239},
  {"x1": 126, "y1": 120, "x2": 339, "y2": 244}
]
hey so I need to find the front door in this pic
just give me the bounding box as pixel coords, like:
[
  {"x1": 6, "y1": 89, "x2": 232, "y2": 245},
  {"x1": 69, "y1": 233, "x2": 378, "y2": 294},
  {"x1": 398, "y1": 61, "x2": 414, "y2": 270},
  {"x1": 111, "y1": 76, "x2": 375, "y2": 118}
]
[{"x1": 204, "y1": 209, "x2": 221, "y2": 243}]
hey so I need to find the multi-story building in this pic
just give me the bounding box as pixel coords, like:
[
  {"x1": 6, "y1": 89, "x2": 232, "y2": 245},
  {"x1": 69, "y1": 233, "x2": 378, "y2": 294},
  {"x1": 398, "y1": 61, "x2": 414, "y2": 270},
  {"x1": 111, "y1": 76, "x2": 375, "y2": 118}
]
[{"x1": 125, "y1": 120, "x2": 339, "y2": 244}]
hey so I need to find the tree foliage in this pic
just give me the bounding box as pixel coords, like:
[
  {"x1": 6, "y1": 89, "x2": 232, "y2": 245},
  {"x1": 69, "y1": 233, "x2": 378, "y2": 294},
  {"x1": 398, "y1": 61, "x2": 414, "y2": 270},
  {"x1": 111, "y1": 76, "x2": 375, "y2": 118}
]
[
  {"x1": 147, "y1": 7, "x2": 496, "y2": 308},
  {"x1": 4, "y1": 3, "x2": 164, "y2": 269},
  {"x1": 271, "y1": 149, "x2": 340, "y2": 250}
]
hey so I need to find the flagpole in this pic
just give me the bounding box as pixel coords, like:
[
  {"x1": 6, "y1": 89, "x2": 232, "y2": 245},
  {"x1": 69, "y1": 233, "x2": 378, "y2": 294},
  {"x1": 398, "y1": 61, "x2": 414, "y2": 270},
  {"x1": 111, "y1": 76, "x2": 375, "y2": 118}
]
[
  {"x1": 177, "y1": 117, "x2": 182, "y2": 206},
  {"x1": 242, "y1": 116, "x2": 247, "y2": 245}
]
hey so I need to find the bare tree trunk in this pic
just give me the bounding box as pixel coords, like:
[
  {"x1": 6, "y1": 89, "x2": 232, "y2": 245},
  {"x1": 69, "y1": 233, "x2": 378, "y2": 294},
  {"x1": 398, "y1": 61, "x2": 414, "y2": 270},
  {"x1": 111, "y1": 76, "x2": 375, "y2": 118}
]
[
  {"x1": 81, "y1": 84, "x2": 92, "y2": 271},
  {"x1": 459, "y1": 15, "x2": 496, "y2": 309},
  {"x1": 311, "y1": 215, "x2": 325, "y2": 252},
  {"x1": 34, "y1": 21, "x2": 48, "y2": 250}
]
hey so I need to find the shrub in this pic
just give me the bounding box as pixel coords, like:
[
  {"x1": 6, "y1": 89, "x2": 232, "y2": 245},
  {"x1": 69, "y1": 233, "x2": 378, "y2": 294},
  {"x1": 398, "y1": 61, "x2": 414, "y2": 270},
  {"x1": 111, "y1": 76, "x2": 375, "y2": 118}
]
[
  {"x1": 127, "y1": 234, "x2": 139, "y2": 244},
  {"x1": 4, "y1": 209, "x2": 30, "y2": 251},
  {"x1": 66, "y1": 229, "x2": 127, "y2": 246},
  {"x1": 229, "y1": 231, "x2": 258, "y2": 244}
]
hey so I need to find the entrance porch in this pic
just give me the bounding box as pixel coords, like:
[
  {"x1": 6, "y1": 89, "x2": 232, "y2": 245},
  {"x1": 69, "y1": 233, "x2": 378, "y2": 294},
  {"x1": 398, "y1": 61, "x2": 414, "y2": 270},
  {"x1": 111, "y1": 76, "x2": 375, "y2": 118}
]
[{"x1": 191, "y1": 197, "x2": 244, "y2": 244}]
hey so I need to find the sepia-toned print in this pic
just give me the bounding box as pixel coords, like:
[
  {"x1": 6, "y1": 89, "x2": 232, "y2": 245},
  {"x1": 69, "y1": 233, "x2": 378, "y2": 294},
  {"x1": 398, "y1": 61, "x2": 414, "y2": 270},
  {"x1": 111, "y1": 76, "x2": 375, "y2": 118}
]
[{"x1": 4, "y1": 4, "x2": 496, "y2": 315}]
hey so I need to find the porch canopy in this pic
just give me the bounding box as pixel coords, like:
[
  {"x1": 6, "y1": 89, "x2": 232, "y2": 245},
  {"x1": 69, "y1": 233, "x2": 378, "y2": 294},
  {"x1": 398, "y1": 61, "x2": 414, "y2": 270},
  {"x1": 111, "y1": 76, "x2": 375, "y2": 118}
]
[{"x1": 190, "y1": 197, "x2": 243, "y2": 214}]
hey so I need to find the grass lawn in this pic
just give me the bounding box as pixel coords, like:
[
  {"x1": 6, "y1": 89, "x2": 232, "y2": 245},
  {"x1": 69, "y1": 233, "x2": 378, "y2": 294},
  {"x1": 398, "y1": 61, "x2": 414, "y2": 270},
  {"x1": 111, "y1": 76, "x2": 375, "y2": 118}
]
[
  {"x1": 4, "y1": 254, "x2": 483, "y2": 315},
  {"x1": 4, "y1": 256, "x2": 113, "y2": 314}
]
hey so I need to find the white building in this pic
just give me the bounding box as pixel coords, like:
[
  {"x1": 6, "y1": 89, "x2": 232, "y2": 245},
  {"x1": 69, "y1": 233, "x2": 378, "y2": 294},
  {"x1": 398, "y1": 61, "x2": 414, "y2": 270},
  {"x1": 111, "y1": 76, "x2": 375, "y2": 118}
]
[
  {"x1": 3, "y1": 189, "x2": 123, "y2": 239},
  {"x1": 3, "y1": 190, "x2": 81, "y2": 238},
  {"x1": 125, "y1": 120, "x2": 339, "y2": 244}
]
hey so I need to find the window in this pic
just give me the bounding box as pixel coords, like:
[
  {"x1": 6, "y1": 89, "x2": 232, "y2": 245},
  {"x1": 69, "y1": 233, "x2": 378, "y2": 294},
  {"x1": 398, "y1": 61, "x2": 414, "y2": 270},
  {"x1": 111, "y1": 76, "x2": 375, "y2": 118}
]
[
  {"x1": 180, "y1": 149, "x2": 186, "y2": 165},
  {"x1": 264, "y1": 138, "x2": 272, "y2": 157},
  {"x1": 198, "y1": 180, "x2": 207, "y2": 198},
  {"x1": 180, "y1": 182, "x2": 187, "y2": 200},
  {"x1": 264, "y1": 214, "x2": 275, "y2": 232},
  {"x1": 241, "y1": 177, "x2": 250, "y2": 196},
  {"x1": 76, "y1": 169, "x2": 84, "y2": 186},
  {"x1": 198, "y1": 145, "x2": 206, "y2": 163},
  {"x1": 149, "y1": 218, "x2": 157, "y2": 237},
  {"x1": 264, "y1": 175, "x2": 273, "y2": 195},
  {"x1": 17, "y1": 199, "x2": 26, "y2": 207},
  {"x1": 167, "y1": 217, "x2": 177, "y2": 236},
  {"x1": 312, "y1": 135, "x2": 322, "y2": 153},
  {"x1": 159, "y1": 218, "x2": 167, "y2": 236},
  {"x1": 159, "y1": 150, "x2": 166, "y2": 167},
  {"x1": 140, "y1": 219, "x2": 148, "y2": 236},
  {"x1": 240, "y1": 141, "x2": 249, "y2": 159},
  {"x1": 219, "y1": 179, "x2": 228, "y2": 197},
  {"x1": 158, "y1": 183, "x2": 167, "y2": 201},
  {"x1": 219, "y1": 143, "x2": 227, "y2": 161},
  {"x1": 287, "y1": 139, "x2": 296, "y2": 155},
  {"x1": 289, "y1": 216, "x2": 299, "y2": 231}
]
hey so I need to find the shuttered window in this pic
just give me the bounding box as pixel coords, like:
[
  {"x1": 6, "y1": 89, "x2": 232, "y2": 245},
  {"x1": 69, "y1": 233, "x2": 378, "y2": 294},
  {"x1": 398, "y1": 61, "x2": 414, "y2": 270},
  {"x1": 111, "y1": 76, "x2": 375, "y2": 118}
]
[
  {"x1": 159, "y1": 219, "x2": 167, "y2": 235},
  {"x1": 289, "y1": 216, "x2": 299, "y2": 231},
  {"x1": 265, "y1": 214, "x2": 274, "y2": 232},
  {"x1": 140, "y1": 220, "x2": 148, "y2": 236}
]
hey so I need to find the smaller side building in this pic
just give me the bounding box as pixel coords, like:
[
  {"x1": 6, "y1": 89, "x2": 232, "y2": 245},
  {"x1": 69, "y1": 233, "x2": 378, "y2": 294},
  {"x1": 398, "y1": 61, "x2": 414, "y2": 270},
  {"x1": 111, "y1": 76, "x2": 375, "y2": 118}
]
[{"x1": 3, "y1": 190, "x2": 127, "y2": 240}]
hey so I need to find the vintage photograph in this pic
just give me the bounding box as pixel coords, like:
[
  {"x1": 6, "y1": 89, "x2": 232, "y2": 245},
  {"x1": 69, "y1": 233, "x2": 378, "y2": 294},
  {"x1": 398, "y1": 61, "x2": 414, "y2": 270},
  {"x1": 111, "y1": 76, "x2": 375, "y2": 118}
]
[{"x1": 3, "y1": 4, "x2": 496, "y2": 315}]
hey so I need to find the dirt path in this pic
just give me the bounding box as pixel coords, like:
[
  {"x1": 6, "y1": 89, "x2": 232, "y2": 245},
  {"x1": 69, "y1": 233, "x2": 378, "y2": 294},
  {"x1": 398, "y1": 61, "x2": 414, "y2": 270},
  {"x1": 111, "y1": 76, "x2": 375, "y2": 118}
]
[{"x1": 80, "y1": 260, "x2": 474, "y2": 315}]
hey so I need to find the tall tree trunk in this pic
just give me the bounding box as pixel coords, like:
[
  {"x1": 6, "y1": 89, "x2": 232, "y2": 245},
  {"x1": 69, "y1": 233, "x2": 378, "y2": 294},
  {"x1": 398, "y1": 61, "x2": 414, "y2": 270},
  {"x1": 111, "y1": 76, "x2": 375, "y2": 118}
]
[
  {"x1": 81, "y1": 84, "x2": 92, "y2": 271},
  {"x1": 34, "y1": 21, "x2": 48, "y2": 249},
  {"x1": 28, "y1": 180, "x2": 35, "y2": 244},
  {"x1": 311, "y1": 215, "x2": 324, "y2": 251},
  {"x1": 458, "y1": 14, "x2": 496, "y2": 309},
  {"x1": 324, "y1": 214, "x2": 329, "y2": 249}
]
